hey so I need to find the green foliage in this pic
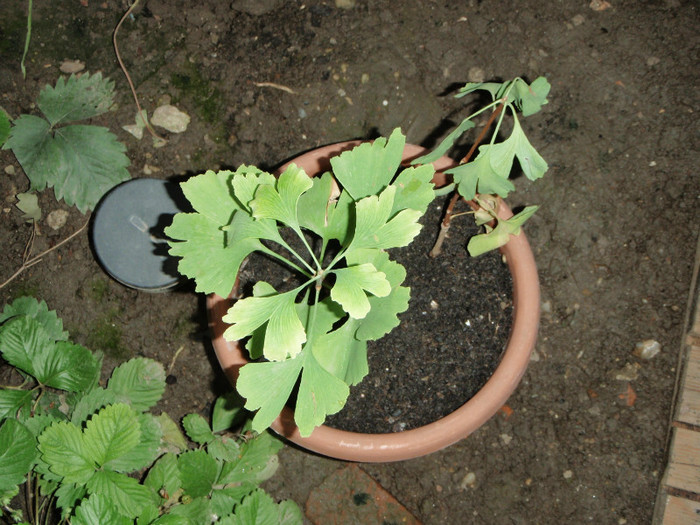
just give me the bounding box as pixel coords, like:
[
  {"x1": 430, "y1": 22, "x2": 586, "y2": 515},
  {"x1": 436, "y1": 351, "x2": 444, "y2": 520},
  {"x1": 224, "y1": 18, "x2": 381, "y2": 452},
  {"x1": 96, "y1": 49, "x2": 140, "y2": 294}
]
[
  {"x1": 0, "y1": 297, "x2": 301, "y2": 524},
  {"x1": 3, "y1": 73, "x2": 131, "y2": 213},
  {"x1": 167, "y1": 77, "x2": 549, "y2": 437},
  {"x1": 0, "y1": 108, "x2": 10, "y2": 147},
  {"x1": 413, "y1": 76, "x2": 550, "y2": 255},
  {"x1": 167, "y1": 129, "x2": 435, "y2": 436}
]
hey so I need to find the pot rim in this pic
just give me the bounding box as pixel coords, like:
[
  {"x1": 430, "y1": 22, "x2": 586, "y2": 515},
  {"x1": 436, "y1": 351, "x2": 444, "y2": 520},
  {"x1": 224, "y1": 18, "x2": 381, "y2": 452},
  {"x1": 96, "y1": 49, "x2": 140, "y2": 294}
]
[{"x1": 207, "y1": 141, "x2": 540, "y2": 462}]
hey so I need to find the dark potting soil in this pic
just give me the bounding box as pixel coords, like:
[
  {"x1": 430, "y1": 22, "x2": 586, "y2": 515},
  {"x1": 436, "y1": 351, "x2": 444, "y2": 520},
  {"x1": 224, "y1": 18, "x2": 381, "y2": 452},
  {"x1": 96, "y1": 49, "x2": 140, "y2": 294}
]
[{"x1": 240, "y1": 196, "x2": 513, "y2": 434}]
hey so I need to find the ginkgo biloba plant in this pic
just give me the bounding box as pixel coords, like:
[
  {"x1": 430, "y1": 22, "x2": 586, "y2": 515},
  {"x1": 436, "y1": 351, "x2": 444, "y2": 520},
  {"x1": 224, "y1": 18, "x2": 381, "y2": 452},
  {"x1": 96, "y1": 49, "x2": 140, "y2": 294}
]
[
  {"x1": 0, "y1": 297, "x2": 302, "y2": 524},
  {"x1": 166, "y1": 77, "x2": 550, "y2": 438}
]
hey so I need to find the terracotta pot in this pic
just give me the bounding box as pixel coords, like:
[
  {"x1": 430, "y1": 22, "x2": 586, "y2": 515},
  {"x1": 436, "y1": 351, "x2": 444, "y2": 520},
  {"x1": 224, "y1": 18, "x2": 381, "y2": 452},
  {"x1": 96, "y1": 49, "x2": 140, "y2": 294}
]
[{"x1": 207, "y1": 141, "x2": 540, "y2": 462}]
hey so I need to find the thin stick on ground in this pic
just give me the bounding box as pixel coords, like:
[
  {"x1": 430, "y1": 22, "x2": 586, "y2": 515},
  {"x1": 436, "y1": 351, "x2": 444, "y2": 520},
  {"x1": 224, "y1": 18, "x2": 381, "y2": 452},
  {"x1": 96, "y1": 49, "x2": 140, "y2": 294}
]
[
  {"x1": 429, "y1": 100, "x2": 506, "y2": 258},
  {"x1": 0, "y1": 219, "x2": 89, "y2": 290},
  {"x1": 113, "y1": 0, "x2": 165, "y2": 143}
]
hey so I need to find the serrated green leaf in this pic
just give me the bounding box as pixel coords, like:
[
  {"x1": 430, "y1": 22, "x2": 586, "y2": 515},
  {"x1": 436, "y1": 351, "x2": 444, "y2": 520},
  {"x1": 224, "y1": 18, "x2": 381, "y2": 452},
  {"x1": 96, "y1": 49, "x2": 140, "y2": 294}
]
[
  {"x1": 330, "y1": 128, "x2": 405, "y2": 200},
  {"x1": 0, "y1": 419, "x2": 36, "y2": 491},
  {"x1": 6, "y1": 117, "x2": 130, "y2": 212},
  {"x1": 73, "y1": 493, "x2": 131, "y2": 525},
  {"x1": 177, "y1": 449, "x2": 218, "y2": 499},
  {"x1": 411, "y1": 118, "x2": 475, "y2": 165},
  {"x1": 294, "y1": 352, "x2": 350, "y2": 437},
  {"x1": 107, "y1": 358, "x2": 165, "y2": 411},
  {"x1": 0, "y1": 108, "x2": 10, "y2": 147},
  {"x1": 447, "y1": 147, "x2": 516, "y2": 200},
  {"x1": 15, "y1": 192, "x2": 41, "y2": 222},
  {"x1": 225, "y1": 489, "x2": 302, "y2": 525},
  {"x1": 217, "y1": 431, "x2": 282, "y2": 486},
  {"x1": 86, "y1": 469, "x2": 154, "y2": 519},
  {"x1": 250, "y1": 164, "x2": 312, "y2": 229},
  {"x1": 43, "y1": 341, "x2": 101, "y2": 392},
  {"x1": 223, "y1": 283, "x2": 306, "y2": 361},
  {"x1": 348, "y1": 186, "x2": 423, "y2": 253},
  {"x1": 236, "y1": 357, "x2": 304, "y2": 434},
  {"x1": 165, "y1": 496, "x2": 211, "y2": 525},
  {"x1": 144, "y1": 452, "x2": 181, "y2": 501},
  {"x1": 83, "y1": 404, "x2": 140, "y2": 467},
  {"x1": 208, "y1": 435, "x2": 241, "y2": 462},
  {"x1": 182, "y1": 413, "x2": 214, "y2": 445},
  {"x1": 330, "y1": 264, "x2": 391, "y2": 319},
  {"x1": 37, "y1": 73, "x2": 115, "y2": 126},
  {"x1": 467, "y1": 205, "x2": 539, "y2": 256},
  {"x1": 105, "y1": 413, "x2": 161, "y2": 473},
  {"x1": 156, "y1": 412, "x2": 188, "y2": 453},
  {"x1": 0, "y1": 317, "x2": 99, "y2": 392},
  {"x1": 38, "y1": 421, "x2": 94, "y2": 484},
  {"x1": 0, "y1": 296, "x2": 68, "y2": 341},
  {"x1": 212, "y1": 392, "x2": 246, "y2": 433},
  {"x1": 54, "y1": 482, "x2": 87, "y2": 517},
  {"x1": 0, "y1": 389, "x2": 33, "y2": 420},
  {"x1": 71, "y1": 387, "x2": 117, "y2": 425}
]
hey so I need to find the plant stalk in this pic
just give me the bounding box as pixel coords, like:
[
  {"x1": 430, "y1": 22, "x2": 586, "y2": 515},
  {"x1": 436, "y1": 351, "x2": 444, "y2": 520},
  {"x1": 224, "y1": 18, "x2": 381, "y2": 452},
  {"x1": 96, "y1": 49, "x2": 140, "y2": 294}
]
[
  {"x1": 113, "y1": 0, "x2": 165, "y2": 143},
  {"x1": 429, "y1": 99, "x2": 506, "y2": 258}
]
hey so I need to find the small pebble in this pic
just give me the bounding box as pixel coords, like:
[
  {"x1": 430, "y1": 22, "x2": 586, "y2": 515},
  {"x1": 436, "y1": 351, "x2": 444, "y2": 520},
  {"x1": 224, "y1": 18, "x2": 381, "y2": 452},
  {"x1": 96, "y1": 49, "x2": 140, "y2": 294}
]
[
  {"x1": 500, "y1": 434, "x2": 513, "y2": 445},
  {"x1": 572, "y1": 14, "x2": 585, "y2": 26},
  {"x1": 467, "y1": 67, "x2": 485, "y2": 83},
  {"x1": 563, "y1": 470, "x2": 573, "y2": 479},
  {"x1": 459, "y1": 472, "x2": 477, "y2": 490},
  {"x1": 151, "y1": 105, "x2": 190, "y2": 133},
  {"x1": 47, "y1": 209, "x2": 69, "y2": 231},
  {"x1": 614, "y1": 362, "x2": 640, "y2": 381},
  {"x1": 4, "y1": 165, "x2": 15, "y2": 175},
  {"x1": 634, "y1": 339, "x2": 660, "y2": 360},
  {"x1": 59, "y1": 59, "x2": 85, "y2": 74}
]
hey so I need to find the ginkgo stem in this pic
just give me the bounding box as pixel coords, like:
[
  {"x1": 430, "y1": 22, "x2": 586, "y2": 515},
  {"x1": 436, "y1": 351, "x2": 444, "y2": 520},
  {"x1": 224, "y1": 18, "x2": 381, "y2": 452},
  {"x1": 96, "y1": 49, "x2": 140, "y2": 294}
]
[{"x1": 429, "y1": 99, "x2": 507, "y2": 258}]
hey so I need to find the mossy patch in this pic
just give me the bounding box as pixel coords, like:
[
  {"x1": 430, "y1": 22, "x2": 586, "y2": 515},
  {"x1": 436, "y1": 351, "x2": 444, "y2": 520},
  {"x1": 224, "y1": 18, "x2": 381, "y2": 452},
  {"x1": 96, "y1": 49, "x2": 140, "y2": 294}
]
[
  {"x1": 170, "y1": 63, "x2": 223, "y2": 124},
  {"x1": 85, "y1": 310, "x2": 130, "y2": 359}
]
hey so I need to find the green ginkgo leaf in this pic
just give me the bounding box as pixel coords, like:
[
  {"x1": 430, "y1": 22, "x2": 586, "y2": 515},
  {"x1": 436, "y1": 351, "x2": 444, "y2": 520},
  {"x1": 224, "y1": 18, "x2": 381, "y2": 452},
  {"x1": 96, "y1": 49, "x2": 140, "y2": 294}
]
[
  {"x1": 310, "y1": 317, "x2": 367, "y2": 386},
  {"x1": 223, "y1": 282, "x2": 307, "y2": 361},
  {"x1": 447, "y1": 147, "x2": 516, "y2": 201},
  {"x1": 295, "y1": 351, "x2": 350, "y2": 437},
  {"x1": 467, "y1": 205, "x2": 539, "y2": 256},
  {"x1": 250, "y1": 164, "x2": 312, "y2": 229},
  {"x1": 237, "y1": 356, "x2": 304, "y2": 434},
  {"x1": 514, "y1": 76, "x2": 551, "y2": 117},
  {"x1": 330, "y1": 264, "x2": 391, "y2": 319},
  {"x1": 330, "y1": 128, "x2": 405, "y2": 200},
  {"x1": 348, "y1": 186, "x2": 423, "y2": 253},
  {"x1": 390, "y1": 164, "x2": 435, "y2": 216}
]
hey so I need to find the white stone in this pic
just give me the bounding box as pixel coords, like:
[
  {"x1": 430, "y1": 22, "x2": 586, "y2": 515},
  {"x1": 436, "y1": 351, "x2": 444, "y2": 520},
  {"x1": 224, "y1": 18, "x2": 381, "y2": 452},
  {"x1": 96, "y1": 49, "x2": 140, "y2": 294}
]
[
  {"x1": 151, "y1": 105, "x2": 190, "y2": 133},
  {"x1": 634, "y1": 340, "x2": 661, "y2": 360}
]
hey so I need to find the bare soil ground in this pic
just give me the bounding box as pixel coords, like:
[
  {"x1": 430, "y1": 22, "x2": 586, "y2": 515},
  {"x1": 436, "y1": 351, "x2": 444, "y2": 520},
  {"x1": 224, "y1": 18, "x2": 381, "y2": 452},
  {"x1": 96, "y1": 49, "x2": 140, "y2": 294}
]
[{"x1": 1, "y1": 1, "x2": 698, "y2": 523}]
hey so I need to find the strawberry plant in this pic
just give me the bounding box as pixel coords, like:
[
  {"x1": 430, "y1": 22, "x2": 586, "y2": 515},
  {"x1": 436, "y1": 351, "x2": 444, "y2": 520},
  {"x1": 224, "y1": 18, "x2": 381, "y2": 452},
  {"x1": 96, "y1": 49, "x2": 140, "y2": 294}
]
[
  {"x1": 0, "y1": 297, "x2": 302, "y2": 524},
  {"x1": 166, "y1": 76, "x2": 550, "y2": 437}
]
